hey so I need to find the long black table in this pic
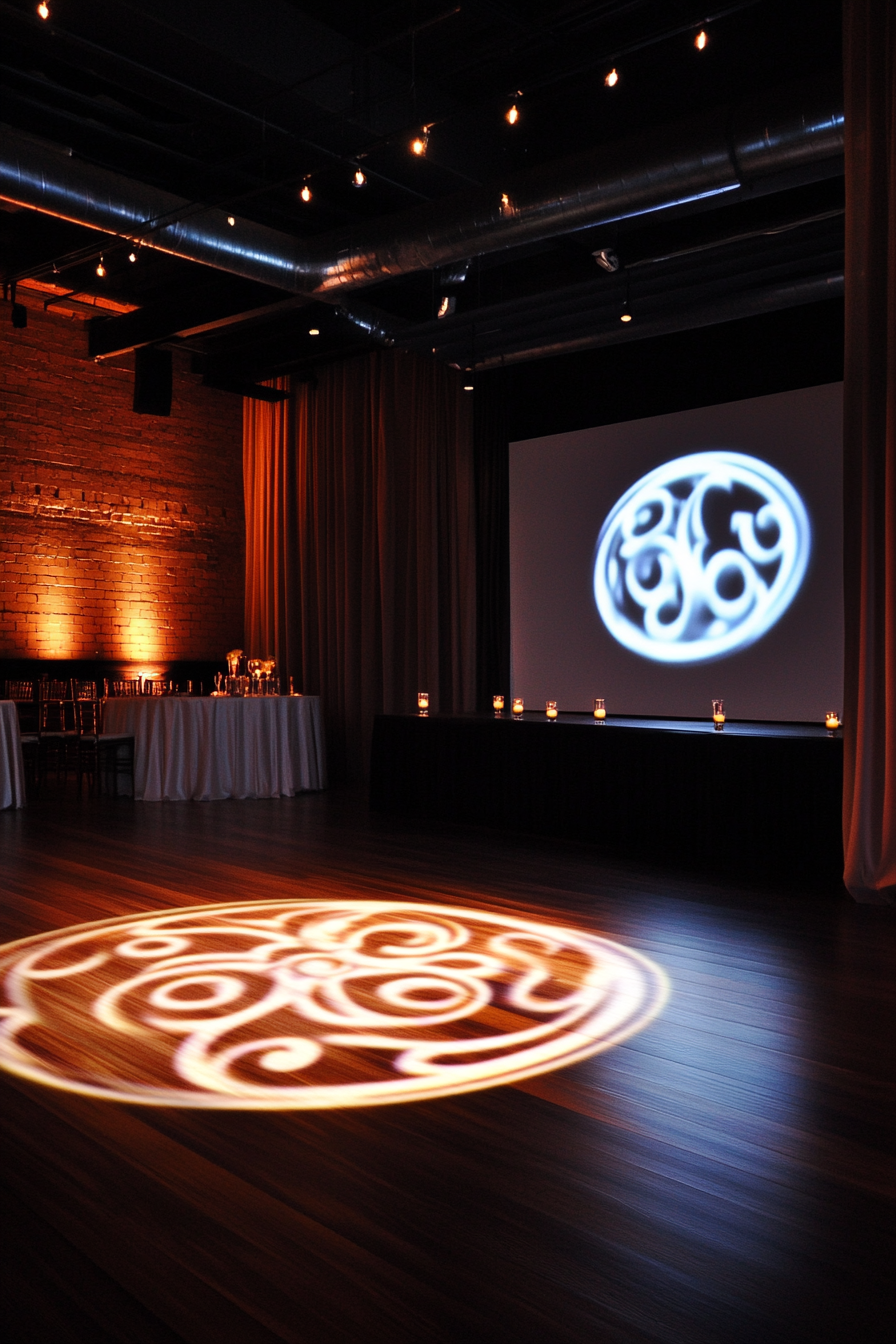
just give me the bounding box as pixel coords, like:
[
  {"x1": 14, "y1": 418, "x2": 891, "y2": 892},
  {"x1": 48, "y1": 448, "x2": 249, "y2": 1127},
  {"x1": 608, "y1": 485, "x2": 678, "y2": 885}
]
[{"x1": 370, "y1": 712, "x2": 844, "y2": 887}]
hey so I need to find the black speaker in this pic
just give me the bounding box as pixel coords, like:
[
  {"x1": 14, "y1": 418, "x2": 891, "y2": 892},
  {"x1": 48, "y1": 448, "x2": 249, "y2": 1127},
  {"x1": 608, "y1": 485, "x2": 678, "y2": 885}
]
[{"x1": 133, "y1": 347, "x2": 172, "y2": 415}]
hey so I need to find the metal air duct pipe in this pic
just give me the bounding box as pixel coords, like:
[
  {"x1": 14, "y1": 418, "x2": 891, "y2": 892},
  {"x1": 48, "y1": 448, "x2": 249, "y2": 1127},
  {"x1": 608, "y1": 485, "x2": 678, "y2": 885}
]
[{"x1": 0, "y1": 74, "x2": 843, "y2": 298}]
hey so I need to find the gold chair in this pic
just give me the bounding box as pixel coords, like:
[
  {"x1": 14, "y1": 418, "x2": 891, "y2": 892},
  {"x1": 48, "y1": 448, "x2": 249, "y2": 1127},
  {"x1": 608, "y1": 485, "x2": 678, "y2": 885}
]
[{"x1": 74, "y1": 699, "x2": 135, "y2": 797}]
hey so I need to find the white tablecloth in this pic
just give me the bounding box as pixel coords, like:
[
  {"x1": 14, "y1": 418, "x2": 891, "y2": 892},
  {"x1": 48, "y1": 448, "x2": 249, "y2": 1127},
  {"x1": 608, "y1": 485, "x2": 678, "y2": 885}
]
[
  {"x1": 0, "y1": 701, "x2": 27, "y2": 809},
  {"x1": 103, "y1": 696, "x2": 326, "y2": 802}
]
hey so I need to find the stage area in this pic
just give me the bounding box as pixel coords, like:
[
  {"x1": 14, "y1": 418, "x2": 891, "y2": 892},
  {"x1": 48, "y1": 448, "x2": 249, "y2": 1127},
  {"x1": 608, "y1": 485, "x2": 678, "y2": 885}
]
[{"x1": 371, "y1": 713, "x2": 844, "y2": 887}]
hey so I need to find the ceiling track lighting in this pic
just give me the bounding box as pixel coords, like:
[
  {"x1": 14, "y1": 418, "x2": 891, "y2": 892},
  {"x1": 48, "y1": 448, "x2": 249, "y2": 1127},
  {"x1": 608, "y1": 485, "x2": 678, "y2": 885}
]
[
  {"x1": 410, "y1": 128, "x2": 430, "y2": 157},
  {"x1": 506, "y1": 93, "x2": 522, "y2": 126},
  {"x1": 95, "y1": 257, "x2": 106, "y2": 278},
  {"x1": 437, "y1": 295, "x2": 456, "y2": 319},
  {"x1": 620, "y1": 299, "x2": 632, "y2": 323},
  {"x1": 226, "y1": 215, "x2": 235, "y2": 226},
  {"x1": 605, "y1": 68, "x2": 619, "y2": 88},
  {"x1": 128, "y1": 249, "x2": 138, "y2": 263},
  {"x1": 300, "y1": 182, "x2": 312, "y2": 202},
  {"x1": 352, "y1": 167, "x2": 367, "y2": 188},
  {"x1": 593, "y1": 248, "x2": 620, "y2": 273},
  {"x1": 463, "y1": 369, "x2": 474, "y2": 392},
  {"x1": 37, "y1": 2, "x2": 49, "y2": 19},
  {"x1": 695, "y1": 29, "x2": 708, "y2": 50},
  {"x1": 308, "y1": 327, "x2": 320, "y2": 336}
]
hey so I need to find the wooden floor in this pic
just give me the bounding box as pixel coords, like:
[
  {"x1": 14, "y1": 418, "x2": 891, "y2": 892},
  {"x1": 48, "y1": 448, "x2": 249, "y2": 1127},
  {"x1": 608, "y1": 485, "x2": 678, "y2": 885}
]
[{"x1": 0, "y1": 785, "x2": 893, "y2": 1344}]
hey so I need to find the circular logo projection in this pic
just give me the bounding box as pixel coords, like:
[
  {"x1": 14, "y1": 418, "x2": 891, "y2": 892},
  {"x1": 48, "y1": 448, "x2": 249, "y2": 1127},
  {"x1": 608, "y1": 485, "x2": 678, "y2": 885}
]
[
  {"x1": 0, "y1": 900, "x2": 667, "y2": 1109},
  {"x1": 593, "y1": 451, "x2": 811, "y2": 663}
]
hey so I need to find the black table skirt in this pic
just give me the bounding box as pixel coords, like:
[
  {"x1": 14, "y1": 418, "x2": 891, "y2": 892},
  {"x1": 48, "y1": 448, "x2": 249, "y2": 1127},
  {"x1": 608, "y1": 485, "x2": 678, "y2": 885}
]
[{"x1": 370, "y1": 713, "x2": 844, "y2": 888}]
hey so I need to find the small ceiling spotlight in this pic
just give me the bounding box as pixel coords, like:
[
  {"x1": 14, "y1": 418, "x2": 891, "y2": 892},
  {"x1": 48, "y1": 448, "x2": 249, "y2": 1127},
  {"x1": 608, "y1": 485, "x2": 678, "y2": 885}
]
[
  {"x1": 95, "y1": 257, "x2": 106, "y2": 278},
  {"x1": 463, "y1": 369, "x2": 474, "y2": 391},
  {"x1": 37, "y1": 2, "x2": 49, "y2": 19},
  {"x1": 300, "y1": 182, "x2": 312, "y2": 202},
  {"x1": 410, "y1": 129, "x2": 429, "y2": 156},
  {"x1": 506, "y1": 94, "x2": 521, "y2": 126},
  {"x1": 437, "y1": 295, "x2": 456, "y2": 318},
  {"x1": 620, "y1": 299, "x2": 632, "y2": 323},
  {"x1": 605, "y1": 68, "x2": 619, "y2": 88},
  {"x1": 353, "y1": 167, "x2": 367, "y2": 187},
  {"x1": 695, "y1": 29, "x2": 708, "y2": 50},
  {"x1": 226, "y1": 215, "x2": 235, "y2": 226},
  {"x1": 593, "y1": 248, "x2": 620, "y2": 273},
  {"x1": 308, "y1": 328, "x2": 320, "y2": 336},
  {"x1": 128, "y1": 249, "x2": 137, "y2": 263}
]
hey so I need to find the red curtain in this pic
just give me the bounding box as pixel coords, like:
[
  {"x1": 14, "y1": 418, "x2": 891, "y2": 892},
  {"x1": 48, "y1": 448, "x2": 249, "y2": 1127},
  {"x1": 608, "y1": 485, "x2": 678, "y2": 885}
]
[
  {"x1": 842, "y1": 0, "x2": 896, "y2": 901},
  {"x1": 244, "y1": 352, "x2": 476, "y2": 781}
]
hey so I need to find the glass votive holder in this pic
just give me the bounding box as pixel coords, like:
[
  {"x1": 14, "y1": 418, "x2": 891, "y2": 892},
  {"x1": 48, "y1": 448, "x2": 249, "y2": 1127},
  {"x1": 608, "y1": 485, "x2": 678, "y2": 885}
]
[
  {"x1": 712, "y1": 698, "x2": 725, "y2": 729},
  {"x1": 511, "y1": 697, "x2": 524, "y2": 718},
  {"x1": 417, "y1": 692, "x2": 429, "y2": 711},
  {"x1": 825, "y1": 711, "x2": 840, "y2": 731},
  {"x1": 493, "y1": 694, "x2": 505, "y2": 713},
  {"x1": 593, "y1": 697, "x2": 606, "y2": 721},
  {"x1": 545, "y1": 700, "x2": 558, "y2": 721}
]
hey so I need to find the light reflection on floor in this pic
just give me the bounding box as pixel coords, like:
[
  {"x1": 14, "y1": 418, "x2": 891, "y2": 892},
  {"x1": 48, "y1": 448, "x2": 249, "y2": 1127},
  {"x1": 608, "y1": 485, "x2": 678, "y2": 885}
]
[{"x1": 0, "y1": 899, "x2": 668, "y2": 1108}]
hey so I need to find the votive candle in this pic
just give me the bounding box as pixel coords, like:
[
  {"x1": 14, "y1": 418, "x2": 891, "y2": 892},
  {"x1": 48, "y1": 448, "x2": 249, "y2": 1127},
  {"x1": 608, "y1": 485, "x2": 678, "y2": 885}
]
[
  {"x1": 511, "y1": 697, "x2": 524, "y2": 717},
  {"x1": 593, "y1": 697, "x2": 606, "y2": 720},
  {"x1": 546, "y1": 700, "x2": 558, "y2": 720}
]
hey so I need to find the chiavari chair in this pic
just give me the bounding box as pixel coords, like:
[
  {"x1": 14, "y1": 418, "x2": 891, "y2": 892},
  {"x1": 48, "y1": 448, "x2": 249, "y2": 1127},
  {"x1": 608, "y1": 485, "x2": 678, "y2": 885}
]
[
  {"x1": 38, "y1": 679, "x2": 76, "y2": 786},
  {"x1": 6, "y1": 680, "x2": 39, "y2": 791},
  {"x1": 74, "y1": 698, "x2": 135, "y2": 798}
]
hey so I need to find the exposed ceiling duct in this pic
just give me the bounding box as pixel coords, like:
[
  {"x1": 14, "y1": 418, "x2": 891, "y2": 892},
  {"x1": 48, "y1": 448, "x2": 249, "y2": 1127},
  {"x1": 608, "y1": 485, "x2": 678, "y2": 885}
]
[{"x1": 0, "y1": 75, "x2": 842, "y2": 303}]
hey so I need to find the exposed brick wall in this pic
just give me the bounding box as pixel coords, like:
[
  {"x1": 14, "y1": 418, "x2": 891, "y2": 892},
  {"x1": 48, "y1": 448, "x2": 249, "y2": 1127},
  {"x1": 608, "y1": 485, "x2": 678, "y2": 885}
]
[{"x1": 0, "y1": 299, "x2": 244, "y2": 662}]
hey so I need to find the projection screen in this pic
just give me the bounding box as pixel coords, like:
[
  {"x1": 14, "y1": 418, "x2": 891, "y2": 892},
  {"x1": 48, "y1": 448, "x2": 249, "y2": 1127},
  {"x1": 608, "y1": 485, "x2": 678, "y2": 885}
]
[{"x1": 509, "y1": 382, "x2": 843, "y2": 723}]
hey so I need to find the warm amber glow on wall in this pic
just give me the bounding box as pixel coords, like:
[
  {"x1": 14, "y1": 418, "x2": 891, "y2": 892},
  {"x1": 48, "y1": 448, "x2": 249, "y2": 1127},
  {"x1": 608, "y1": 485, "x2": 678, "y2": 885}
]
[{"x1": 1, "y1": 304, "x2": 244, "y2": 660}]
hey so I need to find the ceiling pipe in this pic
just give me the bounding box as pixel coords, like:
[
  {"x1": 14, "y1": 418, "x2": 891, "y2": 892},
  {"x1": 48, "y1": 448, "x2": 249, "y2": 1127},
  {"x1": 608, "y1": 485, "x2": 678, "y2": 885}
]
[{"x1": 0, "y1": 74, "x2": 842, "y2": 300}]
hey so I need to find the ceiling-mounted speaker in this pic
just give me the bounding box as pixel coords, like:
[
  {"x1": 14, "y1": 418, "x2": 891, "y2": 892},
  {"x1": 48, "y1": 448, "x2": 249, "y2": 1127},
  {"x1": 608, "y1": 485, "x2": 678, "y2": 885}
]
[{"x1": 133, "y1": 346, "x2": 172, "y2": 415}]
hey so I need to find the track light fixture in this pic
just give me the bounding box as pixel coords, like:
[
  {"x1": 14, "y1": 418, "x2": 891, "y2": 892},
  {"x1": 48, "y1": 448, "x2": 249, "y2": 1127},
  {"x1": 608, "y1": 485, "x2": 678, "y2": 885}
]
[
  {"x1": 226, "y1": 215, "x2": 235, "y2": 226},
  {"x1": 300, "y1": 182, "x2": 312, "y2": 202},
  {"x1": 410, "y1": 129, "x2": 429, "y2": 156},
  {"x1": 605, "y1": 68, "x2": 619, "y2": 88},
  {"x1": 620, "y1": 299, "x2": 632, "y2": 323},
  {"x1": 128, "y1": 249, "x2": 137, "y2": 263},
  {"x1": 37, "y1": 2, "x2": 49, "y2": 19},
  {"x1": 353, "y1": 167, "x2": 367, "y2": 187},
  {"x1": 437, "y1": 295, "x2": 456, "y2": 318},
  {"x1": 308, "y1": 328, "x2": 320, "y2": 336},
  {"x1": 463, "y1": 369, "x2": 474, "y2": 391},
  {"x1": 593, "y1": 248, "x2": 620, "y2": 273},
  {"x1": 95, "y1": 257, "x2": 106, "y2": 278},
  {"x1": 506, "y1": 94, "x2": 522, "y2": 125},
  {"x1": 695, "y1": 29, "x2": 708, "y2": 50}
]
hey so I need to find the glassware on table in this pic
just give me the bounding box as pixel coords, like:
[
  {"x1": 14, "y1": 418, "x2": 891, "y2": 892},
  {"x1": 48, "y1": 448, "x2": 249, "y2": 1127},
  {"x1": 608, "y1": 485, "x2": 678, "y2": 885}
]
[
  {"x1": 712, "y1": 698, "x2": 725, "y2": 729},
  {"x1": 493, "y1": 694, "x2": 505, "y2": 714},
  {"x1": 226, "y1": 649, "x2": 243, "y2": 678},
  {"x1": 545, "y1": 700, "x2": 558, "y2": 721},
  {"x1": 593, "y1": 697, "x2": 606, "y2": 721},
  {"x1": 247, "y1": 659, "x2": 263, "y2": 694},
  {"x1": 511, "y1": 697, "x2": 524, "y2": 718},
  {"x1": 417, "y1": 692, "x2": 429, "y2": 715}
]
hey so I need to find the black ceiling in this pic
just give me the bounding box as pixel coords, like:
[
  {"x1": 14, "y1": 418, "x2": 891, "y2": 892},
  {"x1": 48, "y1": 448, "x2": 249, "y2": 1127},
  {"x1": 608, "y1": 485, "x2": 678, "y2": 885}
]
[{"x1": 1, "y1": 0, "x2": 845, "y2": 386}]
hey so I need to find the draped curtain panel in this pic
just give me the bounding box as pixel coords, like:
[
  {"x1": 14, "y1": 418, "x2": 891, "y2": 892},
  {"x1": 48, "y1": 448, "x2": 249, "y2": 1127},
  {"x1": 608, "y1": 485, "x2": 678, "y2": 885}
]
[
  {"x1": 244, "y1": 352, "x2": 476, "y2": 782},
  {"x1": 842, "y1": 0, "x2": 896, "y2": 902}
]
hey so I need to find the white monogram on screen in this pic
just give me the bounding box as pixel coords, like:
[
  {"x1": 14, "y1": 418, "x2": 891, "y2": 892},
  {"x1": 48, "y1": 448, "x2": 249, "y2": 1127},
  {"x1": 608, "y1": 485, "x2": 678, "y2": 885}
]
[
  {"x1": 0, "y1": 900, "x2": 667, "y2": 1109},
  {"x1": 593, "y1": 451, "x2": 811, "y2": 663}
]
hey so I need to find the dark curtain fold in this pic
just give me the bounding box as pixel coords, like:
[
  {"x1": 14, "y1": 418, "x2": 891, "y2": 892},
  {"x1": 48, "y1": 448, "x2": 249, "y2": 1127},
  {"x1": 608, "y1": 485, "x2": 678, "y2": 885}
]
[
  {"x1": 842, "y1": 0, "x2": 896, "y2": 901},
  {"x1": 244, "y1": 352, "x2": 475, "y2": 782},
  {"x1": 474, "y1": 370, "x2": 511, "y2": 711}
]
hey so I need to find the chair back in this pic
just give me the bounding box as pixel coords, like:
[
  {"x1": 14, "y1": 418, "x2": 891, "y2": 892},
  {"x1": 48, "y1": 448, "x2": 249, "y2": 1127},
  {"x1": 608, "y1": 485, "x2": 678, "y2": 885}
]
[
  {"x1": 40, "y1": 699, "x2": 71, "y2": 733},
  {"x1": 72, "y1": 679, "x2": 98, "y2": 700},
  {"x1": 40, "y1": 679, "x2": 70, "y2": 701},
  {"x1": 109, "y1": 679, "x2": 141, "y2": 696},
  {"x1": 75, "y1": 699, "x2": 102, "y2": 736},
  {"x1": 6, "y1": 680, "x2": 34, "y2": 701}
]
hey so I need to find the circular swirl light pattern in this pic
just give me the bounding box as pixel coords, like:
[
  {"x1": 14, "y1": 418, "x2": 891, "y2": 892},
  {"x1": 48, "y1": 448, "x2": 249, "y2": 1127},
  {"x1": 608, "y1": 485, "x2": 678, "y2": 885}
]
[
  {"x1": 0, "y1": 900, "x2": 668, "y2": 1109},
  {"x1": 594, "y1": 451, "x2": 811, "y2": 663}
]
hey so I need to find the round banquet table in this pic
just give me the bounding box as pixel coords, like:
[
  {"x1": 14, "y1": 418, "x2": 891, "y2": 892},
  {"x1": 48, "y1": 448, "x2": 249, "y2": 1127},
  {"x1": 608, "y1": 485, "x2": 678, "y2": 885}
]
[
  {"x1": 0, "y1": 700, "x2": 28, "y2": 809},
  {"x1": 103, "y1": 695, "x2": 326, "y2": 802}
]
